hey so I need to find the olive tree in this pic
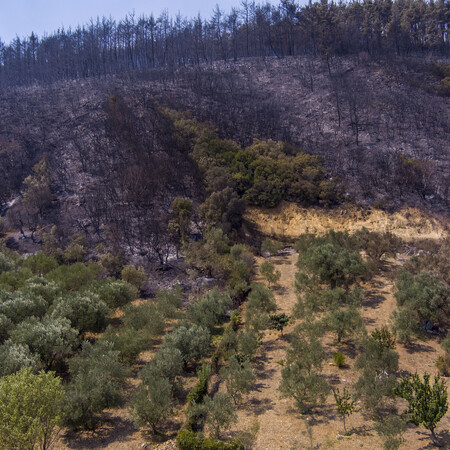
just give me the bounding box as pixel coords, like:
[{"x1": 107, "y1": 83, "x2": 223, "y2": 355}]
[{"x1": 0, "y1": 368, "x2": 63, "y2": 449}]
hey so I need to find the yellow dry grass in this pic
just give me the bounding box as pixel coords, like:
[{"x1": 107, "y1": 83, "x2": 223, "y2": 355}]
[{"x1": 245, "y1": 202, "x2": 448, "y2": 241}]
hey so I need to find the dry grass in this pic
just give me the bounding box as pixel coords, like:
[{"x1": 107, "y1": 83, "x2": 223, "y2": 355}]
[{"x1": 245, "y1": 202, "x2": 448, "y2": 242}]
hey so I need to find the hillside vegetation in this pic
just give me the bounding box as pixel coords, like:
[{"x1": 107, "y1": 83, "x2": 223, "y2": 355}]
[{"x1": 0, "y1": 1, "x2": 449, "y2": 449}]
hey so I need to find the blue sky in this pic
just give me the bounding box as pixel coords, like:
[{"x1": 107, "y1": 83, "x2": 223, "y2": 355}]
[{"x1": 0, "y1": 0, "x2": 279, "y2": 44}]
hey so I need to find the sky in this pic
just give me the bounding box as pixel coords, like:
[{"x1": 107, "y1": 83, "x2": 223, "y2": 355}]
[{"x1": 0, "y1": 0, "x2": 279, "y2": 44}]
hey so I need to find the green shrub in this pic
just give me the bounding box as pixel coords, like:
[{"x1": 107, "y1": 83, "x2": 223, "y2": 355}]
[
  {"x1": 0, "y1": 314, "x2": 13, "y2": 343},
  {"x1": 371, "y1": 326, "x2": 396, "y2": 350},
  {"x1": 92, "y1": 279, "x2": 137, "y2": 309},
  {"x1": 20, "y1": 277, "x2": 62, "y2": 305},
  {"x1": 333, "y1": 351, "x2": 346, "y2": 368},
  {"x1": 0, "y1": 291, "x2": 47, "y2": 323},
  {"x1": 0, "y1": 368, "x2": 64, "y2": 450},
  {"x1": 100, "y1": 325, "x2": 147, "y2": 364},
  {"x1": 163, "y1": 324, "x2": 211, "y2": 367},
  {"x1": 187, "y1": 288, "x2": 232, "y2": 333},
  {"x1": 131, "y1": 375, "x2": 174, "y2": 433},
  {"x1": 47, "y1": 262, "x2": 98, "y2": 291},
  {"x1": 177, "y1": 427, "x2": 203, "y2": 450},
  {"x1": 121, "y1": 265, "x2": 146, "y2": 290},
  {"x1": 156, "y1": 286, "x2": 183, "y2": 318},
  {"x1": 187, "y1": 363, "x2": 212, "y2": 405},
  {"x1": 0, "y1": 267, "x2": 34, "y2": 291},
  {"x1": 22, "y1": 253, "x2": 58, "y2": 275},
  {"x1": 51, "y1": 292, "x2": 109, "y2": 335},
  {"x1": 0, "y1": 342, "x2": 39, "y2": 376},
  {"x1": 9, "y1": 316, "x2": 79, "y2": 370},
  {"x1": 0, "y1": 252, "x2": 14, "y2": 275},
  {"x1": 230, "y1": 310, "x2": 241, "y2": 331},
  {"x1": 63, "y1": 340, "x2": 129, "y2": 430},
  {"x1": 140, "y1": 346, "x2": 184, "y2": 387},
  {"x1": 121, "y1": 302, "x2": 165, "y2": 336}
]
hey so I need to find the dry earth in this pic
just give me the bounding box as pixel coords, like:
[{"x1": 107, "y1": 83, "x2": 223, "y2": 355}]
[
  {"x1": 222, "y1": 252, "x2": 449, "y2": 450},
  {"x1": 245, "y1": 202, "x2": 448, "y2": 242}
]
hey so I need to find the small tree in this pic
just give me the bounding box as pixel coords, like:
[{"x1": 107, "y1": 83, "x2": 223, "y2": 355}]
[
  {"x1": 203, "y1": 393, "x2": 237, "y2": 439},
  {"x1": 279, "y1": 334, "x2": 328, "y2": 413},
  {"x1": 375, "y1": 416, "x2": 406, "y2": 450},
  {"x1": 261, "y1": 238, "x2": 282, "y2": 257},
  {"x1": 10, "y1": 316, "x2": 79, "y2": 370},
  {"x1": 333, "y1": 387, "x2": 357, "y2": 434},
  {"x1": 371, "y1": 326, "x2": 396, "y2": 350},
  {"x1": 238, "y1": 328, "x2": 260, "y2": 358},
  {"x1": 324, "y1": 307, "x2": 365, "y2": 343},
  {"x1": 63, "y1": 341, "x2": 129, "y2": 429},
  {"x1": 121, "y1": 265, "x2": 146, "y2": 291},
  {"x1": 163, "y1": 324, "x2": 211, "y2": 367},
  {"x1": 260, "y1": 261, "x2": 281, "y2": 287},
  {"x1": 140, "y1": 346, "x2": 184, "y2": 391},
  {"x1": 0, "y1": 368, "x2": 63, "y2": 450},
  {"x1": 355, "y1": 338, "x2": 399, "y2": 414},
  {"x1": 394, "y1": 372, "x2": 448, "y2": 446},
  {"x1": 220, "y1": 355, "x2": 255, "y2": 404},
  {"x1": 269, "y1": 313, "x2": 290, "y2": 336},
  {"x1": 131, "y1": 376, "x2": 173, "y2": 434},
  {"x1": 51, "y1": 292, "x2": 109, "y2": 336}
]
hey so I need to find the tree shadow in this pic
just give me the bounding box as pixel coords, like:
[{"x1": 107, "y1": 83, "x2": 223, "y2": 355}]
[
  {"x1": 416, "y1": 428, "x2": 450, "y2": 449},
  {"x1": 248, "y1": 397, "x2": 275, "y2": 415},
  {"x1": 272, "y1": 285, "x2": 288, "y2": 295},
  {"x1": 364, "y1": 291, "x2": 386, "y2": 310},
  {"x1": 253, "y1": 365, "x2": 277, "y2": 380},
  {"x1": 405, "y1": 341, "x2": 436, "y2": 354},
  {"x1": 324, "y1": 373, "x2": 341, "y2": 387},
  {"x1": 63, "y1": 415, "x2": 136, "y2": 449}
]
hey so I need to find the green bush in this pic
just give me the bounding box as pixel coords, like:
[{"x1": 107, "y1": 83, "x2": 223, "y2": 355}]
[
  {"x1": 121, "y1": 302, "x2": 165, "y2": 336},
  {"x1": 163, "y1": 324, "x2": 211, "y2": 367},
  {"x1": 121, "y1": 265, "x2": 146, "y2": 290},
  {"x1": 22, "y1": 253, "x2": 58, "y2": 275},
  {"x1": 0, "y1": 342, "x2": 39, "y2": 376},
  {"x1": 51, "y1": 292, "x2": 109, "y2": 335},
  {"x1": 63, "y1": 340, "x2": 129, "y2": 430},
  {"x1": 0, "y1": 368, "x2": 64, "y2": 450},
  {"x1": 229, "y1": 310, "x2": 241, "y2": 331},
  {"x1": 0, "y1": 291, "x2": 47, "y2": 323},
  {"x1": 47, "y1": 262, "x2": 98, "y2": 291},
  {"x1": 0, "y1": 252, "x2": 14, "y2": 275},
  {"x1": 20, "y1": 277, "x2": 62, "y2": 305},
  {"x1": 91, "y1": 278, "x2": 138, "y2": 309},
  {"x1": 140, "y1": 346, "x2": 184, "y2": 387},
  {"x1": 187, "y1": 363, "x2": 212, "y2": 405},
  {"x1": 0, "y1": 314, "x2": 13, "y2": 343},
  {"x1": 177, "y1": 427, "x2": 203, "y2": 450},
  {"x1": 156, "y1": 286, "x2": 183, "y2": 318},
  {"x1": 176, "y1": 428, "x2": 244, "y2": 450},
  {"x1": 0, "y1": 267, "x2": 34, "y2": 291},
  {"x1": 9, "y1": 316, "x2": 79, "y2": 370},
  {"x1": 187, "y1": 288, "x2": 232, "y2": 333},
  {"x1": 333, "y1": 351, "x2": 346, "y2": 368},
  {"x1": 131, "y1": 375, "x2": 173, "y2": 433},
  {"x1": 100, "y1": 325, "x2": 147, "y2": 364}
]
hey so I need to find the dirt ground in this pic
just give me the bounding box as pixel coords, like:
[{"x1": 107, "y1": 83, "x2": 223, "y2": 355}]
[
  {"x1": 245, "y1": 202, "x2": 448, "y2": 242},
  {"x1": 223, "y1": 252, "x2": 450, "y2": 450}
]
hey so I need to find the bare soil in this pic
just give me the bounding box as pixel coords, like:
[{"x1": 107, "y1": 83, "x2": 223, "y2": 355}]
[
  {"x1": 245, "y1": 202, "x2": 448, "y2": 242},
  {"x1": 223, "y1": 252, "x2": 449, "y2": 450}
]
